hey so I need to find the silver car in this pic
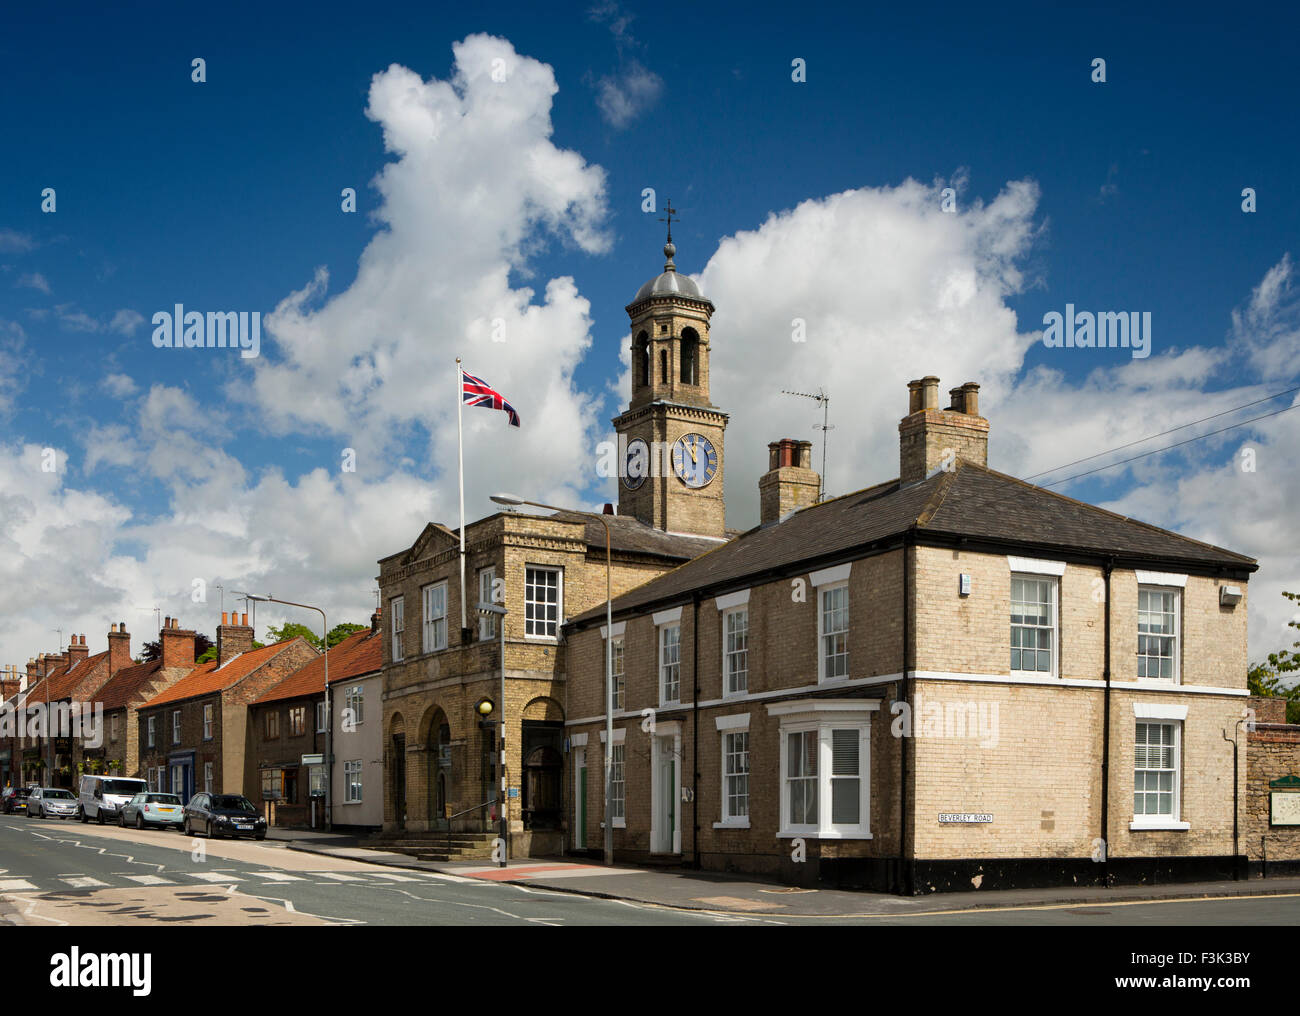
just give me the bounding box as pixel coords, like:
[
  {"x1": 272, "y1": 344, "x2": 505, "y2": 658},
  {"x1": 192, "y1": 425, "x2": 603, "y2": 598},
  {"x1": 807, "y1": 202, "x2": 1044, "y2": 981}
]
[
  {"x1": 28, "y1": 787, "x2": 78, "y2": 819},
  {"x1": 119, "y1": 792, "x2": 185, "y2": 830}
]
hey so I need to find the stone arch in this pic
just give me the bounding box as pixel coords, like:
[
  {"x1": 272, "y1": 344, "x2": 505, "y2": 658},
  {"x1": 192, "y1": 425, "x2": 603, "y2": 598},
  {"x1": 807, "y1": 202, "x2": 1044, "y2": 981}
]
[
  {"x1": 387, "y1": 712, "x2": 407, "y2": 831},
  {"x1": 680, "y1": 327, "x2": 699, "y2": 385},
  {"x1": 419, "y1": 705, "x2": 453, "y2": 827},
  {"x1": 522, "y1": 696, "x2": 565, "y2": 723}
]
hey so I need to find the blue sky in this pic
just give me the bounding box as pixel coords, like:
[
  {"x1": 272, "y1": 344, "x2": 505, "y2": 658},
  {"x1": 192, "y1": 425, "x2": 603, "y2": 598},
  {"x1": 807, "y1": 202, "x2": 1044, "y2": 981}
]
[{"x1": 1, "y1": 1, "x2": 1298, "y2": 663}]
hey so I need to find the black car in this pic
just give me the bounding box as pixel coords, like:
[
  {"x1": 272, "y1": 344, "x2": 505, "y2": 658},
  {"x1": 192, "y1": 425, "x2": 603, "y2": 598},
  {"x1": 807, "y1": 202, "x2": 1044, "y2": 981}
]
[
  {"x1": 181, "y1": 793, "x2": 268, "y2": 840},
  {"x1": 1, "y1": 786, "x2": 32, "y2": 814}
]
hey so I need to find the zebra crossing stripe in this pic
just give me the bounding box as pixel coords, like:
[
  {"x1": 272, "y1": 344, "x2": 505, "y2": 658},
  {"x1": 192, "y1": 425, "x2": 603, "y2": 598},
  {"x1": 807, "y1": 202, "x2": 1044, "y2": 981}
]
[{"x1": 124, "y1": 875, "x2": 175, "y2": 886}]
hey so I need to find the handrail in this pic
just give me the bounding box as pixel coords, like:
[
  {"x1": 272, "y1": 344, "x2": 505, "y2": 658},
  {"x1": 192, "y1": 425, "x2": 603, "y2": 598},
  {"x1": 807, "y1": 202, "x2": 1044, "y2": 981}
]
[{"x1": 443, "y1": 799, "x2": 496, "y2": 856}]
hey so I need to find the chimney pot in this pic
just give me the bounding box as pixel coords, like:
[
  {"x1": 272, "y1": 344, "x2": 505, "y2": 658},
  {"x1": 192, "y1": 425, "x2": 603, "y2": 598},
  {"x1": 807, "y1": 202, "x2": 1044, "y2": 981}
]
[
  {"x1": 602, "y1": 502, "x2": 614, "y2": 515},
  {"x1": 222, "y1": 612, "x2": 229, "y2": 626},
  {"x1": 948, "y1": 386, "x2": 966, "y2": 413},
  {"x1": 759, "y1": 436, "x2": 821, "y2": 525},
  {"x1": 241, "y1": 612, "x2": 248, "y2": 627},
  {"x1": 960, "y1": 382, "x2": 980, "y2": 416},
  {"x1": 907, "y1": 379, "x2": 923, "y2": 414},
  {"x1": 920, "y1": 376, "x2": 940, "y2": 411}
]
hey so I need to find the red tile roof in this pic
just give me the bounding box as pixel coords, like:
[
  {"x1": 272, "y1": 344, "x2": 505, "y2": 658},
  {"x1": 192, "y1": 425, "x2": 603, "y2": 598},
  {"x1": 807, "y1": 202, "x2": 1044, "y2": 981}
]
[
  {"x1": 47, "y1": 652, "x2": 108, "y2": 701},
  {"x1": 253, "y1": 628, "x2": 382, "y2": 705},
  {"x1": 94, "y1": 660, "x2": 164, "y2": 712},
  {"x1": 140, "y1": 638, "x2": 314, "y2": 710}
]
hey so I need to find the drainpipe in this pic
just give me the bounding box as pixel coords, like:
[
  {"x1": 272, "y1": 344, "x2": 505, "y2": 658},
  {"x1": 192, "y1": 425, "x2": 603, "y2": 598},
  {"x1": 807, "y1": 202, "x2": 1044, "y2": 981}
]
[
  {"x1": 1100, "y1": 559, "x2": 1113, "y2": 887},
  {"x1": 1222, "y1": 718, "x2": 1244, "y2": 879},
  {"x1": 899, "y1": 530, "x2": 913, "y2": 895},
  {"x1": 692, "y1": 591, "x2": 701, "y2": 870}
]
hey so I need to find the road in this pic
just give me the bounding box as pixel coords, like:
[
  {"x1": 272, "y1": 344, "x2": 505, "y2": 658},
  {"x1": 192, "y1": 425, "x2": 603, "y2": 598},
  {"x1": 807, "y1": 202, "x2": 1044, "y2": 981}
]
[{"x1": 1, "y1": 814, "x2": 1296, "y2": 926}]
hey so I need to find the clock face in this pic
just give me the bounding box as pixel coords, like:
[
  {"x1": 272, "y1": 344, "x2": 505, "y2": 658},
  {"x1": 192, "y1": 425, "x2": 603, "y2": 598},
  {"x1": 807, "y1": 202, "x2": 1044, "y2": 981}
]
[
  {"x1": 623, "y1": 438, "x2": 649, "y2": 490},
  {"x1": 672, "y1": 433, "x2": 719, "y2": 488}
]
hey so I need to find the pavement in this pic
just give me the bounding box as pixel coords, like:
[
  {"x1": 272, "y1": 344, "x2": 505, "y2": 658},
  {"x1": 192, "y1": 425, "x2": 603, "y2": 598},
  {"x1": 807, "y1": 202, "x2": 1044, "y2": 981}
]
[{"x1": 272, "y1": 828, "x2": 1300, "y2": 918}]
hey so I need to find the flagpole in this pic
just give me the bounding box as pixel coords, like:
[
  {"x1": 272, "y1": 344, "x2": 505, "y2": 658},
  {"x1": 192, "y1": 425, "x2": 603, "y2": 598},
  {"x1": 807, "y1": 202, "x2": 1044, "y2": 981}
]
[{"x1": 456, "y1": 358, "x2": 467, "y2": 638}]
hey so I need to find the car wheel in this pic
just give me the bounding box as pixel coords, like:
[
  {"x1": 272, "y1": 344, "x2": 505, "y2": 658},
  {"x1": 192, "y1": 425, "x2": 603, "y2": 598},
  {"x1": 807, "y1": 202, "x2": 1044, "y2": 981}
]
[
  {"x1": 255, "y1": 833, "x2": 266, "y2": 841},
  {"x1": 77, "y1": 807, "x2": 86, "y2": 822},
  {"x1": 118, "y1": 811, "x2": 125, "y2": 827},
  {"x1": 136, "y1": 813, "x2": 145, "y2": 830},
  {"x1": 96, "y1": 808, "x2": 105, "y2": 825},
  {"x1": 206, "y1": 820, "x2": 213, "y2": 838}
]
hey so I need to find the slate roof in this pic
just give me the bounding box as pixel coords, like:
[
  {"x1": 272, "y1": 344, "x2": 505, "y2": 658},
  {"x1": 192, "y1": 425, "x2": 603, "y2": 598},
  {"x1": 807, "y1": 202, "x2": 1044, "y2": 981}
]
[
  {"x1": 252, "y1": 627, "x2": 383, "y2": 706},
  {"x1": 568, "y1": 460, "x2": 1257, "y2": 628}
]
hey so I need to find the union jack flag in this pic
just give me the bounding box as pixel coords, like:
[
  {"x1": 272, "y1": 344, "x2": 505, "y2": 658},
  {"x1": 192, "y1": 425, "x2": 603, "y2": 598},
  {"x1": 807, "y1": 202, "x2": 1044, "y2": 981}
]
[{"x1": 461, "y1": 369, "x2": 520, "y2": 428}]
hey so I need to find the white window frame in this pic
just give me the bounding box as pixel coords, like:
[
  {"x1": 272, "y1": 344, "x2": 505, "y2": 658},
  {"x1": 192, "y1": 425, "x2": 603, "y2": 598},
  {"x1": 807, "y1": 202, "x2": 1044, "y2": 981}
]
[
  {"x1": 391, "y1": 596, "x2": 405, "y2": 662},
  {"x1": 598, "y1": 728, "x2": 626, "y2": 829},
  {"x1": 1130, "y1": 717, "x2": 1188, "y2": 831},
  {"x1": 147, "y1": 715, "x2": 155, "y2": 748},
  {"x1": 478, "y1": 568, "x2": 498, "y2": 640},
  {"x1": 716, "y1": 713, "x2": 751, "y2": 828},
  {"x1": 769, "y1": 700, "x2": 877, "y2": 839},
  {"x1": 1137, "y1": 584, "x2": 1181, "y2": 683},
  {"x1": 345, "y1": 684, "x2": 364, "y2": 725},
  {"x1": 204, "y1": 762, "x2": 213, "y2": 793},
  {"x1": 1010, "y1": 573, "x2": 1059, "y2": 679},
  {"x1": 345, "y1": 760, "x2": 363, "y2": 803},
  {"x1": 607, "y1": 636, "x2": 625, "y2": 711},
  {"x1": 722, "y1": 606, "x2": 749, "y2": 697},
  {"x1": 203, "y1": 703, "x2": 213, "y2": 740},
  {"x1": 172, "y1": 710, "x2": 182, "y2": 745},
  {"x1": 110, "y1": 713, "x2": 120, "y2": 742},
  {"x1": 659, "y1": 623, "x2": 681, "y2": 706},
  {"x1": 316, "y1": 700, "x2": 328, "y2": 733},
  {"x1": 422, "y1": 581, "x2": 448, "y2": 654},
  {"x1": 817, "y1": 581, "x2": 850, "y2": 683},
  {"x1": 524, "y1": 566, "x2": 562, "y2": 640}
]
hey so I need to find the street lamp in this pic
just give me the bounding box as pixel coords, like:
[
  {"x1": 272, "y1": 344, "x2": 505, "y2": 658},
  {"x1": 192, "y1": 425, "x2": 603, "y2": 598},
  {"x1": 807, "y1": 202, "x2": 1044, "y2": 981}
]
[
  {"x1": 491, "y1": 492, "x2": 615, "y2": 866},
  {"x1": 477, "y1": 602, "x2": 508, "y2": 867},
  {"x1": 236, "y1": 593, "x2": 330, "y2": 830}
]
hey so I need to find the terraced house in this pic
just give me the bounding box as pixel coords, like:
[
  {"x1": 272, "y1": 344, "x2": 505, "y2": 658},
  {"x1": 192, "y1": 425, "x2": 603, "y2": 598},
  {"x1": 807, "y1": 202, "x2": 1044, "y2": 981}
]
[
  {"x1": 137, "y1": 614, "x2": 317, "y2": 802},
  {"x1": 563, "y1": 374, "x2": 1257, "y2": 894}
]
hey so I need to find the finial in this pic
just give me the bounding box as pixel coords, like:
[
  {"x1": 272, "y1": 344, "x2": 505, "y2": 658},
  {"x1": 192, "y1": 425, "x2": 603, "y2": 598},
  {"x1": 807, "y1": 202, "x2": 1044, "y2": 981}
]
[{"x1": 659, "y1": 199, "x2": 678, "y2": 271}]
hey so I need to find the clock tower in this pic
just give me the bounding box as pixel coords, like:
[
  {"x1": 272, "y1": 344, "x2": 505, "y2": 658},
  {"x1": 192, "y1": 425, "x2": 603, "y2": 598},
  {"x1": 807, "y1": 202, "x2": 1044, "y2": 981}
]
[{"x1": 613, "y1": 226, "x2": 728, "y2": 538}]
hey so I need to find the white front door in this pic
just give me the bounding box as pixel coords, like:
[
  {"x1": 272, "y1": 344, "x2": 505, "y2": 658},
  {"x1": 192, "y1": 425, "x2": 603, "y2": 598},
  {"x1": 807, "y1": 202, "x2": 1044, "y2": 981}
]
[{"x1": 651, "y1": 735, "x2": 679, "y2": 854}]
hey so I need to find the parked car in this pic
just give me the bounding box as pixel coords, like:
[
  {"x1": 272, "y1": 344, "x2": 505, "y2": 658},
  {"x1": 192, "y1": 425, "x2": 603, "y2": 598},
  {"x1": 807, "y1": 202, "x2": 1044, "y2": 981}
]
[
  {"x1": 119, "y1": 792, "x2": 185, "y2": 830},
  {"x1": 78, "y1": 774, "x2": 147, "y2": 824},
  {"x1": 1, "y1": 786, "x2": 31, "y2": 814},
  {"x1": 181, "y1": 793, "x2": 268, "y2": 840},
  {"x1": 28, "y1": 787, "x2": 78, "y2": 819}
]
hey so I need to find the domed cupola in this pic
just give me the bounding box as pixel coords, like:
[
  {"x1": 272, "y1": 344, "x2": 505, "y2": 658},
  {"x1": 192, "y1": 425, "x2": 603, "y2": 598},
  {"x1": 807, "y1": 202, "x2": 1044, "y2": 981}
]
[{"x1": 630, "y1": 241, "x2": 713, "y2": 307}]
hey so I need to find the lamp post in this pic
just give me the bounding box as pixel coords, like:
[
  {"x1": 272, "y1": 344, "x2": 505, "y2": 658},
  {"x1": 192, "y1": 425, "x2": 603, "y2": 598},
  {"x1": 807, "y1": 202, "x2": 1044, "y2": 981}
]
[
  {"x1": 492, "y1": 492, "x2": 614, "y2": 866},
  {"x1": 477, "y1": 602, "x2": 508, "y2": 867},
  {"x1": 236, "y1": 593, "x2": 330, "y2": 829}
]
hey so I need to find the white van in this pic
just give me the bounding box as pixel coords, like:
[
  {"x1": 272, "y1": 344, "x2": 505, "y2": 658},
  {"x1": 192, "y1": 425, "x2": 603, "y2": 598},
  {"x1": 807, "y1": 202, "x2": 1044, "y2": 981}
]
[{"x1": 78, "y1": 774, "x2": 147, "y2": 824}]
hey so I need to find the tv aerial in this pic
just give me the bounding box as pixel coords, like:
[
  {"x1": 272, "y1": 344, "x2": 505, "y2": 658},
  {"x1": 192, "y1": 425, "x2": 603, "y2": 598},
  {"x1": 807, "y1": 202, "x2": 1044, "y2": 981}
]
[{"x1": 780, "y1": 387, "x2": 832, "y2": 502}]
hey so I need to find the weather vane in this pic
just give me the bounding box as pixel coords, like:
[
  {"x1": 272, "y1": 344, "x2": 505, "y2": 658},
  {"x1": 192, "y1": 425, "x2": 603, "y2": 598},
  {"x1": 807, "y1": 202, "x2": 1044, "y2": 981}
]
[{"x1": 658, "y1": 198, "x2": 679, "y2": 246}]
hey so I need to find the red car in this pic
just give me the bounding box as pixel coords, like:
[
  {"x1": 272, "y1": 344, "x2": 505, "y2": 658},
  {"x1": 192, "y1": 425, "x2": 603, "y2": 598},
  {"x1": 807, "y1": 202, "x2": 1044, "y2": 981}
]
[{"x1": 1, "y1": 786, "x2": 32, "y2": 814}]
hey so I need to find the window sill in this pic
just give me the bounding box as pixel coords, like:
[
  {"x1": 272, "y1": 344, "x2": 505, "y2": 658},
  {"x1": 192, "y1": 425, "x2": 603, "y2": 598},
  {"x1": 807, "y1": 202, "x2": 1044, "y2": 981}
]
[
  {"x1": 713, "y1": 819, "x2": 750, "y2": 830},
  {"x1": 776, "y1": 830, "x2": 872, "y2": 840},
  {"x1": 599, "y1": 819, "x2": 627, "y2": 829},
  {"x1": 1129, "y1": 819, "x2": 1190, "y2": 831}
]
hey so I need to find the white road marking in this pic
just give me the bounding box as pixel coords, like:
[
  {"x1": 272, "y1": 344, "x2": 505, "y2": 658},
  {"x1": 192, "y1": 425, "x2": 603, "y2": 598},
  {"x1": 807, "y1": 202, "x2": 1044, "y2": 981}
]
[
  {"x1": 191, "y1": 871, "x2": 243, "y2": 883},
  {"x1": 61, "y1": 876, "x2": 107, "y2": 888},
  {"x1": 316, "y1": 872, "x2": 363, "y2": 881},
  {"x1": 249, "y1": 872, "x2": 306, "y2": 882},
  {"x1": 124, "y1": 875, "x2": 174, "y2": 886},
  {"x1": 366, "y1": 873, "x2": 422, "y2": 882},
  {"x1": 0, "y1": 879, "x2": 37, "y2": 891}
]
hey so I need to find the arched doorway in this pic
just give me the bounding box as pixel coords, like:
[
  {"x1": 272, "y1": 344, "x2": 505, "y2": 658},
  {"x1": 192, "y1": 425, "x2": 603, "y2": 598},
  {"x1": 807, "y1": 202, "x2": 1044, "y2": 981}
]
[
  {"x1": 422, "y1": 707, "x2": 451, "y2": 830},
  {"x1": 521, "y1": 696, "x2": 565, "y2": 831},
  {"x1": 389, "y1": 714, "x2": 406, "y2": 831},
  {"x1": 523, "y1": 746, "x2": 562, "y2": 829}
]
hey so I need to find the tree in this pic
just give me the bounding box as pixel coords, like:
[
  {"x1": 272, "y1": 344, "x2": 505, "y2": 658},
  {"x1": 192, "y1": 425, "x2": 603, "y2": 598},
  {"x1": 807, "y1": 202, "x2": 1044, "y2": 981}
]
[
  {"x1": 1248, "y1": 590, "x2": 1300, "y2": 724},
  {"x1": 263, "y1": 621, "x2": 365, "y2": 652},
  {"x1": 140, "y1": 633, "x2": 214, "y2": 663}
]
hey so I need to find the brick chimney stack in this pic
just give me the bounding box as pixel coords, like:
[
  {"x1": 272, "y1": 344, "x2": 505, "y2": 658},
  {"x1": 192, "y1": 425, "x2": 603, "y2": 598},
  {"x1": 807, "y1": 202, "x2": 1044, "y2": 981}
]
[
  {"x1": 898, "y1": 376, "x2": 988, "y2": 484},
  {"x1": 107, "y1": 622, "x2": 133, "y2": 675},
  {"x1": 25, "y1": 658, "x2": 39, "y2": 686},
  {"x1": 66, "y1": 633, "x2": 89, "y2": 669},
  {"x1": 216, "y1": 611, "x2": 254, "y2": 668},
  {"x1": 758, "y1": 438, "x2": 821, "y2": 526},
  {"x1": 160, "y1": 616, "x2": 196, "y2": 670},
  {"x1": 370, "y1": 606, "x2": 383, "y2": 635}
]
